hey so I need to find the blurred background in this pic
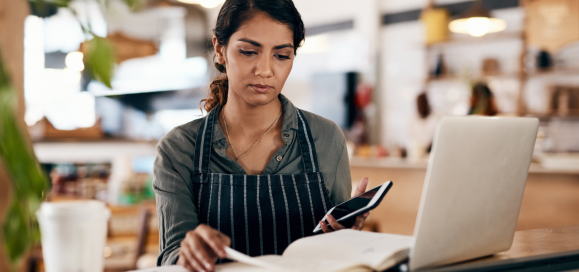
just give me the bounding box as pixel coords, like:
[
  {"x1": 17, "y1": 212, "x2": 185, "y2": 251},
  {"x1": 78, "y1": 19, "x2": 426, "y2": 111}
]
[{"x1": 1, "y1": 0, "x2": 579, "y2": 271}]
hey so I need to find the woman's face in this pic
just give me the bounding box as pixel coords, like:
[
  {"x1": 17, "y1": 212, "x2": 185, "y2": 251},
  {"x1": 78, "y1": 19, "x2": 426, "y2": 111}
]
[{"x1": 214, "y1": 12, "x2": 295, "y2": 107}]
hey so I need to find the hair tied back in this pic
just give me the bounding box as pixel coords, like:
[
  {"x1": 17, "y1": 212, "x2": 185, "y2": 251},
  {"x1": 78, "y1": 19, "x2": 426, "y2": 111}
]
[{"x1": 214, "y1": 62, "x2": 226, "y2": 73}]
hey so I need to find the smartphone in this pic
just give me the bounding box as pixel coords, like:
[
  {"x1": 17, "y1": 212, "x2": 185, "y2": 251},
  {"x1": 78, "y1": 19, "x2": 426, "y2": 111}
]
[{"x1": 313, "y1": 181, "x2": 393, "y2": 234}]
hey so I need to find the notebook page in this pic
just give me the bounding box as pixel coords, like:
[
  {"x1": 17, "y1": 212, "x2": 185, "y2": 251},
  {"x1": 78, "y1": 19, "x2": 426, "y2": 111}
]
[
  {"x1": 224, "y1": 247, "x2": 284, "y2": 270},
  {"x1": 215, "y1": 262, "x2": 271, "y2": 272},
  {"x1": 128, "y1": 266, "x2": 189, "y2": 272},
  {"x1": 282, "y1": 229, "x2": 413, "y2": 269},
  {"x1": 216, "y1": 260, "x2": 370, "y2": 272},
  {"x1": 225, "y1": 247, "x2": 359, "y2": 272}
]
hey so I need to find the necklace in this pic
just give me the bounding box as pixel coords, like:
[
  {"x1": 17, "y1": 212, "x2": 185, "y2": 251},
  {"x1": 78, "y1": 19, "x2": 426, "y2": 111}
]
[{"x1": 222, "y1": 106, "x2": 282, "y2": 162}]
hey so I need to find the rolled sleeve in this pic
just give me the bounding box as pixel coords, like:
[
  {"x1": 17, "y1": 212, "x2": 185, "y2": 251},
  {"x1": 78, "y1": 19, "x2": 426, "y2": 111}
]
[{"x1": 154, "y1": 127, "x2": 200, "y2": 266}]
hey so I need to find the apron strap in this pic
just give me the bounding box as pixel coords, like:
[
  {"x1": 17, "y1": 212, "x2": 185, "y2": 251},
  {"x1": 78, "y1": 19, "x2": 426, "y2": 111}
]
[
  {"x1": 193, "y1": 106, "x2": 219, "y2": 173},
  {"x1": 296, "y1": 109, "x2": 321, "y2": 173}
]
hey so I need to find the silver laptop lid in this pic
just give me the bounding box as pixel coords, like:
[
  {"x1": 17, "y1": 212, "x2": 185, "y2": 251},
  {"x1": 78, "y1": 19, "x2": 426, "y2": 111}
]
[{"x1": 409, "y1": 116, "x2": 539, "y2": 271}]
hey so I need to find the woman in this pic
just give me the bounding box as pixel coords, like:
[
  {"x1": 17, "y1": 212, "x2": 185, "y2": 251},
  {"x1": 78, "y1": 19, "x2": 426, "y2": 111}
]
[
  {"x1": 408, "y1": 92, "x2": 438, "y2": 159},
  {"x1": 154, "y1": 1, "x2": 369, "y2": 271},
  {"x1": 468, "y1": 82, "x2": 498, "y2": 116}
]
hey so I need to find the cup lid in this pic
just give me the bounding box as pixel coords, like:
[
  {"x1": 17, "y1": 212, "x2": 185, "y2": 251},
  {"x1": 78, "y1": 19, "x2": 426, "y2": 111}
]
[{"x1": 36, "y1": 200, "x2": 110, "y2": 219}]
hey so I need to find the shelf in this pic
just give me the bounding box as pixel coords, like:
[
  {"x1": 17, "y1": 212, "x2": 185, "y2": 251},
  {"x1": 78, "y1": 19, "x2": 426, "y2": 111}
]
[
  {"x1": 87, "y1": 56, "x2": 209, "y2": 97},
  {"x1": 33, "y1": 140, "x2": 158, "y2": 163},
  {"x1": 349, "y1": 155, "x2": 579, "y2": 175},
  {"x1": 426, "y1": 32, "x2": 523, "y2": 47},
  {"x1": 87, "y1": 75, "x2": 209, "y2": 97},
  {"x1": 350, "y1": 156, "x2": 429, "y2": 170},
  {"x1": 525, "y1": 68, "x2": 579, "y2": 77},
  {"x1": 426, "y1": 68, "x2": 579, "y2": 83},
  {"x1": 524, "y1": 114, "x2": 579, "y2": 121},
  {"x1": 426, "y1": 72, "x2": 521, "y2": 83},
  {"x1": 533, "y1": 153, "x2": 579, "y2": 174}
]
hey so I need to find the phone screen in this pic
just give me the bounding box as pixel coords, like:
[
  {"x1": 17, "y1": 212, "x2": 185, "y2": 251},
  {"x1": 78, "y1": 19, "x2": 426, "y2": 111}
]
[{"x1": 329, "y1": 186, "x2": 379, "y2": 221}]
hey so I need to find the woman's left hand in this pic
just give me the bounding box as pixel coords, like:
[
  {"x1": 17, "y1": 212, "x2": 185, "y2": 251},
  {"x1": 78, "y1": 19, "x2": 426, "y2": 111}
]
[{"x1": 319, "y1": 177, "x2": 370, "y2": 233}]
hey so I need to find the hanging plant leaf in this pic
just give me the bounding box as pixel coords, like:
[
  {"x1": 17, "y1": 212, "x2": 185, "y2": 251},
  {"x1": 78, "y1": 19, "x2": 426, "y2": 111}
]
[
  {"x1": 0, "y1": 51, "x2": 48, "y2": 271},
  {"x1": 85, "y1": 36, "x2": 115, "y2": 89},
  {"x1": 122, "y1": 0, "x2": 140, "y2": 10}
]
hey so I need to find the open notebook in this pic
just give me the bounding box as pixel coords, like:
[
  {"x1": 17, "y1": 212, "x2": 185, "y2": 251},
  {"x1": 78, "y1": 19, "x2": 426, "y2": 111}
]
[
  {"x1": 217, "y1": 229, "x2": 412, "y2": 272},
  {"x1": 130, "y1": 230, "x2": 412, "y2": 272}
]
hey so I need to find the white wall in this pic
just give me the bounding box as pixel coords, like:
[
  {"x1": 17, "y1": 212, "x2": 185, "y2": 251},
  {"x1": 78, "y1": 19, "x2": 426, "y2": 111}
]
[
  {"x1": 380, "y1": 21, "x2": 427, "y2": 147},
  {"x1": 294, "y1": 0, "x2": 359, "y2": 27}
]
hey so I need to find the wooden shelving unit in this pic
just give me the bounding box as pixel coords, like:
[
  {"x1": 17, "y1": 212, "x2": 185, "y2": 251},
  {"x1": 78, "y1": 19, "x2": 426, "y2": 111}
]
[
  {"x1": 424, "y1": 26, "x2": 579, "y2": 118},
  {"x1": 423, "y1": 31, "x2": 528, "y2": 116}
]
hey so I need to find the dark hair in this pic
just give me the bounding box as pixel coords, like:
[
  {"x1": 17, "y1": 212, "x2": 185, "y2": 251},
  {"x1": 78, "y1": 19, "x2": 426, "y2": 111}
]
[
  {"x1": 468, "y1": 82, "x2": 498, "y2": 116},
  {"x1": 200, "y1": 0, "x2": 305, "y2": 112},
  {"x1": 416, "y1": 92, "x2": 431, "y2": 119}
]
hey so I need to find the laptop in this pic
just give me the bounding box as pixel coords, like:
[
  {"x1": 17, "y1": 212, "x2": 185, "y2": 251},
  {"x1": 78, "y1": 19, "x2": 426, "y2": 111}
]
[{"x1": 409, "y1": 116, "x2": 539, "y2": 271}]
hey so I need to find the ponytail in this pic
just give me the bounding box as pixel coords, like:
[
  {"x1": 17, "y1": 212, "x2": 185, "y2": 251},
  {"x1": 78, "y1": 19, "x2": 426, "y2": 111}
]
[{"x1": 200, "y1": 62, "x2": 228, "y2": 112}]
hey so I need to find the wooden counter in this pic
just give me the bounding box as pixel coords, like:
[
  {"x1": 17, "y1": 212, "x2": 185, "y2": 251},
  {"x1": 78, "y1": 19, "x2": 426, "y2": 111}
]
[
  {"x1": 351, "y1": 157, "x2": 579, "y2": 235},
  {"x1": 422, "y1": 225, "x2": 579, "y2": 271},
  {"x1": 480, "y1": 225, "x2": 579, "y2": 261}
]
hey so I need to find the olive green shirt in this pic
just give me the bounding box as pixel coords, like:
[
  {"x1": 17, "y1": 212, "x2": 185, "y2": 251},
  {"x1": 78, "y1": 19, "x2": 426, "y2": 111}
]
[{"x1": 153, "y1": 94, "x2": 352, "y2": 266}]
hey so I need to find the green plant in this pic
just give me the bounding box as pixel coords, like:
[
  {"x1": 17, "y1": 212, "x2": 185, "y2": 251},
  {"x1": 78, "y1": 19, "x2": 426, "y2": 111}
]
[
  {"x1": 85, "y1": 36, "x2": 116, "y2": 88},
  {"x1": 0, "y1": 0, "x2": 136, "y2": 270},
  {"x1": 0, "y1": 48, "x2": 47, "y2": 271}
]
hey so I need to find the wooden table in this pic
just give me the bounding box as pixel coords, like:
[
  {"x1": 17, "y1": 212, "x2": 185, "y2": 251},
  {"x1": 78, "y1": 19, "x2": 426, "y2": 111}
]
[{"x1": 411, "y1": 225, "x2": 579, "y2": 271}]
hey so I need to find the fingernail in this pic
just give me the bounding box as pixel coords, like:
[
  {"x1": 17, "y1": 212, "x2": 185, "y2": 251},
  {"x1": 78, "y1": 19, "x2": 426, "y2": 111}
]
[{"x1": 205, "y1": 262, "x2": 211, "y2": 270}]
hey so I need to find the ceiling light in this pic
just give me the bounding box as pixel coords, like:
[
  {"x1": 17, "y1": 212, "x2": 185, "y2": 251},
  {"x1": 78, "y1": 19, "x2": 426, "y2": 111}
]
[{"x1": 448, "y1": 0, "x2": 507, "y2": 37}]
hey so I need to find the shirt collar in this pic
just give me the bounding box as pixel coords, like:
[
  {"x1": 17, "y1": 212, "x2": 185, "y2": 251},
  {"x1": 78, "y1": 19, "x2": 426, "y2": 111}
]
[
  {"x1": 279, "y1": 93, "x2": 299, "y2": 131},
  {"x1": 211, "y1": 93, "x2": 299, "y2": 148}
]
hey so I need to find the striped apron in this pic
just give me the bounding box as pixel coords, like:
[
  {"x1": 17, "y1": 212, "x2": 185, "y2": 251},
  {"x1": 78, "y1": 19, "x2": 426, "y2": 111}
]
[{"x1": 191, "y1": 106, "x2": 332, "y2": 257}]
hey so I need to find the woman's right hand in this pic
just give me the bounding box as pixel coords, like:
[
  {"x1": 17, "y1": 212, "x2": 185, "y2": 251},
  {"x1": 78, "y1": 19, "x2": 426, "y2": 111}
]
[{"x1": 177, "y1": 224, "x2": 231, "y2": 272}]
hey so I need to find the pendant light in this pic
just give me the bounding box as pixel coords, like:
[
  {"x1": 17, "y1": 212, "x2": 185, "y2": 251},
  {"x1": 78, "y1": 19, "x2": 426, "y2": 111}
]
[{"x1": 448, "y1": 0, "x2": 506, "y2": 37}]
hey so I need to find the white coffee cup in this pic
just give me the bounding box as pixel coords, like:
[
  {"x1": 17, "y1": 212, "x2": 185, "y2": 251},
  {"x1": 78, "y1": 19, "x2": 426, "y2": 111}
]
[{"x1": 36, "y1": 201, "x2": 110, "y2": 272}]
